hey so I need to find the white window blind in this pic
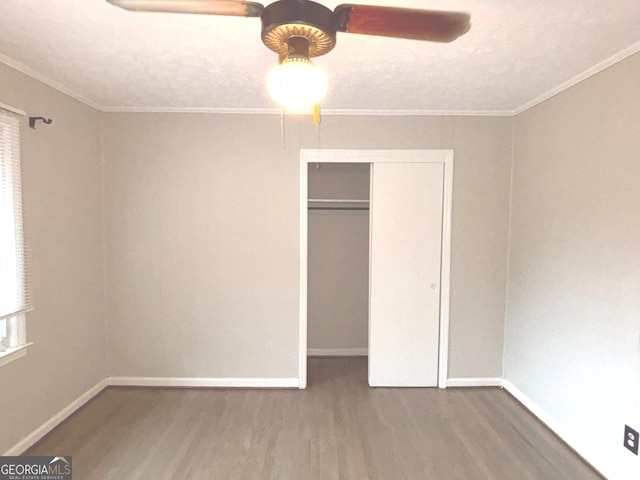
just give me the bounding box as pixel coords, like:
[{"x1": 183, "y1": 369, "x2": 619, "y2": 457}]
[{"x1": 0, "y1": 109, "x2": 30, "y2": 326}]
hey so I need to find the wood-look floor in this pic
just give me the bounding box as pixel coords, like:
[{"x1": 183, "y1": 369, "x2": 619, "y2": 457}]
[{"x1": 27, "y1": 358, "x2": 601, "y2": 479}]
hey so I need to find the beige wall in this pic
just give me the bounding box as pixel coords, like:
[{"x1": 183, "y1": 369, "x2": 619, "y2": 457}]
[
  {"x1": 308, "y1": 164, "x2": 370, "y2": 352},
  {"x1": 103, "y1": 114, "x2": 512, "y2": 379},
  {"x1": 0, "y1": 64, "x2": 106, "y2": 453},
  {"x1": 505, "y1": 52, "x2": 640, "y2": 479},
  {"x1": 103, "y1": 113, "x2": 299, "y2": 378}
]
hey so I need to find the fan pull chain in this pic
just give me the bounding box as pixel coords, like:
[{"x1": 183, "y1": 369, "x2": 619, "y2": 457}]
[
  {"x1": 280, "y1": 105, "x2": 286, "y2": 151},
  {"x1": 314, "y1": 104, "x2": 321, "y2": 168},
  {"x1": 280, "y1": 105, "x2": 287, "y2": 151}
]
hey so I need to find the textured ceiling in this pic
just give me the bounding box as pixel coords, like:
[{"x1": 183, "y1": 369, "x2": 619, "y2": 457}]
[{"x1": 0, "y1": 0, "x2": 639, "y2": 113}]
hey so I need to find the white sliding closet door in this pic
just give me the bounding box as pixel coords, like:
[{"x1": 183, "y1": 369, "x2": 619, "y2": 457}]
[{"x1": 369, "y1": 162, "x2": 444, "y2": 387}]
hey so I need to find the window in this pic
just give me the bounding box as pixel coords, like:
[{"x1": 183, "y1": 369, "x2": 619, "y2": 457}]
[{"x1": 0, "y1": 107, "x2": 30, "y2": 364}]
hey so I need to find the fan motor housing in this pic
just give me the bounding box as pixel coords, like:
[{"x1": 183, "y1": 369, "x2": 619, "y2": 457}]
[{"x1": 261, "y1": 0, "x2": 337, "y2": 58}]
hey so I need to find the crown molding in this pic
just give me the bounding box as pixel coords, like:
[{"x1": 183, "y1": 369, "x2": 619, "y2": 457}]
[
  {"x1": 513, "y1": 39, "x2": 640, "y2": 115},
  {"x1": 0, "y1": 53, "x2": 105, "y2": 111},
  {"x1": 313, "y1": 108, "x2": 516, "y2": 117},
  {"x1": 100, "y1": 106, "x2": 282, "y2": 114},
  {"x1": 3, "y1": 39, "x2": 640, "y2": 117},
  {"x1": 101, "y1": 106, "x2": 516, "y2": 116}
]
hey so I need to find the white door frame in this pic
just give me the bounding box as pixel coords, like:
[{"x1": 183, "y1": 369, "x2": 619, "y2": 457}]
[{"x1": 299, "y1": 149, "x2": 454, "y2": 389}]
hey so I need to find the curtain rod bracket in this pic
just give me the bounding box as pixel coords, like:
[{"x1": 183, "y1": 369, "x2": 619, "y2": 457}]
[{"x1": 29, "y1": 116, "x2": 53, "y2": 129}]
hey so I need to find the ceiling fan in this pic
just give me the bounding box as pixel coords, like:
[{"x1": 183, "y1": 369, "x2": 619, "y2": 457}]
[{"x1": 106, "y1": 0, "x2": 471, "y2": 110}]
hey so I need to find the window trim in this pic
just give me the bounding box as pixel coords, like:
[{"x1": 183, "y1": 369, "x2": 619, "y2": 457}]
[
  {"x1": 0, "y1": 103, "x2": 30, "y2": 369},
  {"x1": 0, "y1": 342, "x2": 32, "y2": 368},
  {"x1": 0, "y1": 102, "x2": 25, "y2": 117}
]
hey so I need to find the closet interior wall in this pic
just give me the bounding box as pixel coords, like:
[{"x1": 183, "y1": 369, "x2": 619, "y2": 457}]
[{"x1": 307, "y1": 163, "x2": 370, "y2": 355}]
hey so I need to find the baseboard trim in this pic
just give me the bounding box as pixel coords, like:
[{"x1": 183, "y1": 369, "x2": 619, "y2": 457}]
[
  {"x1": 108, "y1": 376, "x2": 300, "y2": 388},
  {"x1": 3, "y1": 378, "x2": 109, "y2": 456},
  {"x1": 308, "y1": 348, "x2": 368, "y2": 357},
  {"x1": 446, "y1": 377, "x2": 503, "y2": 387},
  {"x1": 502, "y1": 380, "x2": 608, "y2": 479},
  {"x1": 2, "y1": 372, "x2": 606, "y2": 479},
  {"x1": 3, "y1": 375, "x2": 299, "y2": 455}
]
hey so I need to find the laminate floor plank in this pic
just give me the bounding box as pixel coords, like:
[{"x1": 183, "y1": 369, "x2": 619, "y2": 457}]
[{"x1": 26, "y1": 358, "x2": 602, "y2": 479}]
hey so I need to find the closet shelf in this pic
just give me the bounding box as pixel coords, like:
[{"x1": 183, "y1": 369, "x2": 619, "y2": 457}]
[{"x1": 308, "y1": 198, "x2": 369, "y2": 211}]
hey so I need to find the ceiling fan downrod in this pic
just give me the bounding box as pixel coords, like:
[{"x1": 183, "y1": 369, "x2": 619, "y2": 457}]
[{"x1": 261, "y1": 0, "x2": 337, "y2": 60}]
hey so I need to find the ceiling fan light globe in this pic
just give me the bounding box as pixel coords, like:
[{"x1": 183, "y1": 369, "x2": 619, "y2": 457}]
[{"x1": 267, "y1": 58, "x2": 328, "y2": 111}]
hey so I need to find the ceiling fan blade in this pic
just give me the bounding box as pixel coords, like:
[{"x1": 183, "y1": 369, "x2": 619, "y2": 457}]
[
  {"x1": 106, "y1": 0, "x2": 264, "y2": 17},
  {"x1": 334, "y1": 4, "x2": 470, "y2": 42}
]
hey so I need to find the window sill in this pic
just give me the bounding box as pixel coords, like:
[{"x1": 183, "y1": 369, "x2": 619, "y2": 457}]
[{"x1": 0, "y1": 342, "x2": 33, "y2": 368}]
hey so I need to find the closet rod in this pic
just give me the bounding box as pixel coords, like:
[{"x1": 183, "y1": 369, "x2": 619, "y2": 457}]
[
  {"x1": 308, "y1": 198, "x2": 369, "y2": 211},
  {"x1": 308, "y1": 198, "x2": 369, "y2": 203},
  {"x1": 309, "y1": 206, "x2": 369, "y2": 211}
]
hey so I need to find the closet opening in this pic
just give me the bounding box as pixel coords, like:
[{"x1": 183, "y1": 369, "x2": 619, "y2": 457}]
[
  {"x1": 307, "y1": 162, "x2": 370, "y2": 385},
  {"x1": 299, "y1": 150, "x2": 454, "y2": 390}
]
